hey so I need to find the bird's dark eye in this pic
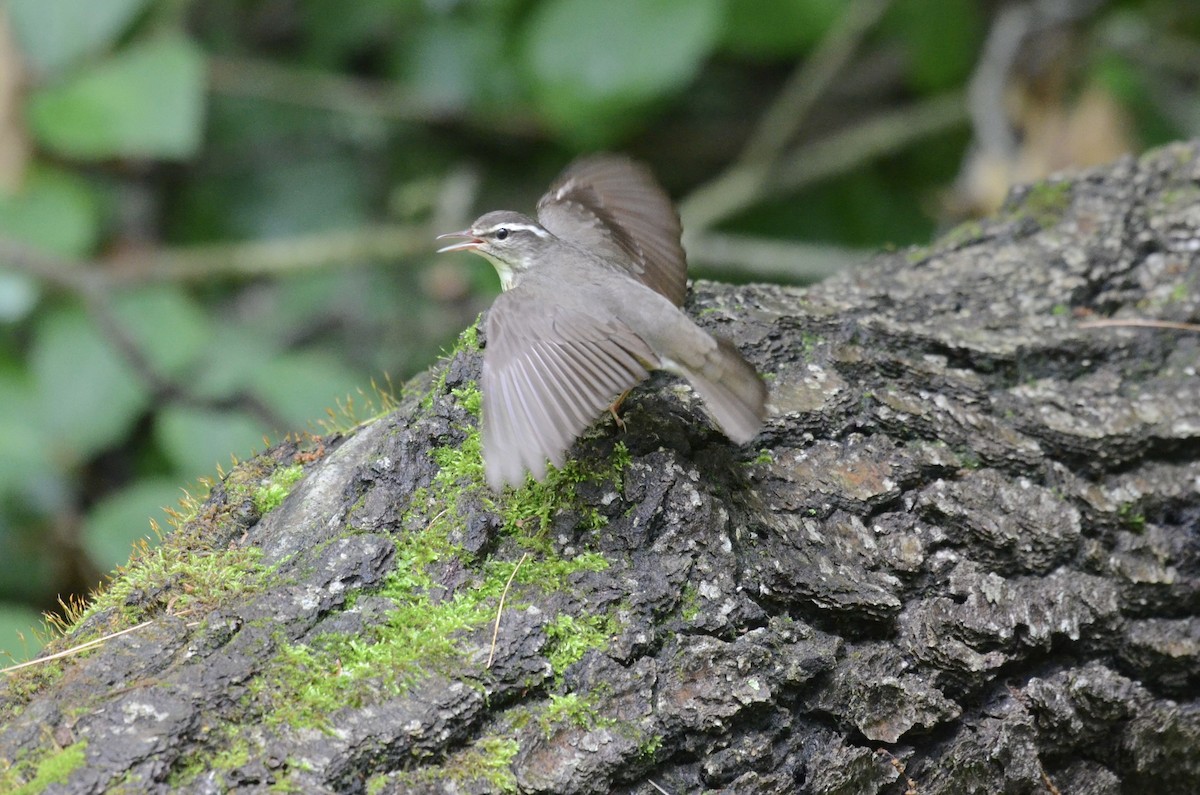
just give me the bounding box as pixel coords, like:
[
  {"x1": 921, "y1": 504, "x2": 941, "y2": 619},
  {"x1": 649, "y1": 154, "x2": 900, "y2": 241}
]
[{"x1": 495, "y1": 228, "x2": 509, "y2": 241}]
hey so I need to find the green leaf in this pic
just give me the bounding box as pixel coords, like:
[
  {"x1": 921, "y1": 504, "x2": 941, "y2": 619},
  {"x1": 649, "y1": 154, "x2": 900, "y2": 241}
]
[
  {"x1": 400, "y1": 16, "x2": 499, "y2": 109},
  {"x1": 0, "y1": 165, "x2": 101, "y2": 257},
  {"x1": 249, "y1": 350, "x2": 365, "y2": 432},
  {"x1": 170, "y1": 154, "x2": 369, "y2": 242},
  {"x1": 0, "y1": 371, "x2": 55, "y2": 498},
  {"x1": 155, "y1": 407, "x2": 267, "y2": 478},
  {"x1": 112, "y1": 286, "x2": 211, "y2": 378},
  {"x1": 29, "y1": 306, "x2": 149, "y2": 465},
  {"x1": 0, "y1": 271, "x2": 39, "y2": 323},
  {"x1": 28, "y1": 36, "x2": 206, "y2": 159},
  {"x1": 523, "y1": 0, "x2": 723, "y2": 145},
  {"x1": 190, "y1": 326, "x2": 283, "y2": 400},
  {"x1": 888, "y1": 0, "x2": 982, "y2": 92},
  {"x1": 720, "y1": 0, "x2": 842, "y2": 57},
  {"x1": 0, "y1": 603, "x2": 46, "y2": 664},
  {"x1": 5, "y1": 0, "x2": 152, "y2": 77},
  {"x1": 82, "y1": 478, "x2": 182, "y2": 572}
]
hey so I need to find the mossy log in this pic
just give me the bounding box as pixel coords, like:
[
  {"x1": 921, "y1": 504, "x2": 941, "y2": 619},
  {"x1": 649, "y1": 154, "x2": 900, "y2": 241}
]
[{"x1": 4, "y1": 142, "x2": 1200, "y2": 794}]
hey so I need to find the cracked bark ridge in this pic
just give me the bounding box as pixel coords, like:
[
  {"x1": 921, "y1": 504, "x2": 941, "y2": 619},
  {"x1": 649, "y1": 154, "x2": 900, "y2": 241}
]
[{"x1": 3, "y1": 142, "x2": 1200, "y2": 793}]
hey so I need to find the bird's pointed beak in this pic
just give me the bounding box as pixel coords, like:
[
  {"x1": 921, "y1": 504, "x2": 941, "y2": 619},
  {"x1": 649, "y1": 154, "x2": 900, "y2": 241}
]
[{"x1": 436, "y1": 230, "x2": 483, "y2": 254}]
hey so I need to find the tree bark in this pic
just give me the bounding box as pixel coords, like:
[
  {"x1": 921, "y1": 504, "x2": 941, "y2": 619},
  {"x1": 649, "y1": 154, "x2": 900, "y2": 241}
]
[{"x1": 4, "y1": 142, "x2": 1200, "y2": 794}]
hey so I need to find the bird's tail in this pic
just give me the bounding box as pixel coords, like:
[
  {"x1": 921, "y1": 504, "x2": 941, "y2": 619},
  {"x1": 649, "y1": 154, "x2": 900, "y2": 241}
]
[{"x1": 682, "y1": 336, "x2": 768, "y2": 444}]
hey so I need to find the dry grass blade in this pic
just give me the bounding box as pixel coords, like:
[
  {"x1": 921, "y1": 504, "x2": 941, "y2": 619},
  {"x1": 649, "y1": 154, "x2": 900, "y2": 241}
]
[
  {"x1": 1, "y1": 621, "x2": 153, "y2": 675},
  {"x1": 486, "y1": 553, "x2": 529, "y2": 669}
]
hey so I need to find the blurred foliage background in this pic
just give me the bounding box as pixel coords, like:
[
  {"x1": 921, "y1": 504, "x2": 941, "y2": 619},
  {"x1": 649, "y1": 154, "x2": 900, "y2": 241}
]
[{"x1": 0, "y1": 0, "x2": 1195, "y2": 662}]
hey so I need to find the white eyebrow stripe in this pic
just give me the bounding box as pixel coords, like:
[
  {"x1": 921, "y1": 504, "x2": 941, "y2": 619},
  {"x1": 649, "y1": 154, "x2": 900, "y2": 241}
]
[{"x1": 481, "y1": 222, "x2": 550, "y2": 238}]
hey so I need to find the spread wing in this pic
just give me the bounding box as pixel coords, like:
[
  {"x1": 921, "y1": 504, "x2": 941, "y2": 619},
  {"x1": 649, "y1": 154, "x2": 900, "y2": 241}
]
[
  {"x1": 537, "y1": 154, "x2": 688, "y2": 307},
  {"x1": 482, "y1": 291, "x2": 658, "y2": 490}
]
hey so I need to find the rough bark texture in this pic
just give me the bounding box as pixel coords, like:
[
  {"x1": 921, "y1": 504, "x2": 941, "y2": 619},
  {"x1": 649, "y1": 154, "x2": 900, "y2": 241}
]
[{"x1": 4, "y1": 142, "x2": 1200, "y2": 794}]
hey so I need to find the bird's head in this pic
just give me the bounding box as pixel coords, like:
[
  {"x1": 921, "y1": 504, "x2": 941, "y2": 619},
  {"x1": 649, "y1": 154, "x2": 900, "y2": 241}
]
[{"x1": 436, "y1": 211, "x2": 555, "y2": 290}]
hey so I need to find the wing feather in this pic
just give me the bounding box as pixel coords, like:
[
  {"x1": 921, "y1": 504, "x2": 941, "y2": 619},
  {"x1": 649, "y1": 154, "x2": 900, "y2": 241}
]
[
  {"x1": 531, "y1": 344, "x2": 595, "y2": 428},
  {"x1": 482, "y1": 294, "x2": 657, "y2": 489},
  {"x1": 537, "y1": 154, "x2": 687, "y2": 307}
]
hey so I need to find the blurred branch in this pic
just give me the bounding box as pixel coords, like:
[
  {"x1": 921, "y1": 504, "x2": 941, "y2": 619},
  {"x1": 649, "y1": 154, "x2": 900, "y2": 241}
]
[
  {"x1": 688, "y1": 232, "x2": 869, "y2": 283},
  {"x1": 680, "y1": 91, "x2": 968, "y2": 233},
  {"x1": 966, "y1": 3, "x2": 1031, "y2": 160},
  {"x1": 106, "y1": 224, "x2": 429, "y2": 284},
  {"x1": 208, "y1": 55, "x2": 542, "y2": 138},
  {"x1": 0, "y1": 9, "x2": 31, "y2": 192},
  {"x1": 208, "y1": 55, "x2": 446, "y2": 121},
  {"x1": 965, "y1": 0, "x2": 1101, "y2": 159},
  {"x1": 0, "y1": 238, "x2": 289, "y2": 430},
  {"x1": 738, "y1": 0, "x2": 894, "y2": 166},
  {"x1": 677, "y1": 0, "x2": 963, "y2": 247}
]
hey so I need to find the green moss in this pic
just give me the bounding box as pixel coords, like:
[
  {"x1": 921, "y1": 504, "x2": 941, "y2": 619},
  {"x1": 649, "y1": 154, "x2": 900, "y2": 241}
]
[
  {"x1": 1118, "y1": 502, "x2": 1146, "y2": 532},
  {"x1": 256, "y1": 538, "x2": 613, "y2": 730},
  {"x1": 166, "y1": 723, "x2": 269, "y2": 790},
  {"x1": 455, "y1": 736, "x2": 519, "y2": 792},
  {"x1": 57, "y1": 448, "x2": 292, "y2": 639},
  {"x1": 1170, "y1": 283, "x2": 1189, "y2": 302},
  {"x1": 931, "y1": 219, "x2": 984, "y2": 252},
  {"x1": 955, "y1": 447, "x2": 982, "y2": 470},
  {"x1": 1, "y1": 741, "x2": 87, "y2": 795},
  {"x1": 268, "y1": 777, "x2": 304, "y2": 794},
  {"x1": 680, "y1": 583, "x2": 701, "y2": 622},
  {"x1": 745, "y1": 449, "x2": 774, "y2": 466},
  {"x1": 235, "y1": 318, "x2": 632, "y2": 746},
  {"x1": 209, "y1": 739, "x2": 251, "y2": 771},
  {"x1": 458, "y1": 323, "x2": 480, "y2": 353},
  {"x1": 252, "y1": 464, "x2": 304, "y2": 514},
  {"x1": 422, "y1": 323, "x2": 482, "y2": 411},
  {"x1": 539, "y1": 692, "x2": 613, "y2": 736},
  {"x1": 1013, "y1": 179, "x2": 1071, "y2": 228},
  {"x1": 253, "y1": 370, "x2": 623, "y2": 730},
  {"x1": 1, "y1": 447, "x2": 302, "y2": 727},
  {"x1": 545, "y1": 612, "x2": 618, "y2": 678},
  {"x1": 904, "y1": 244, "x2": 930, "y2": 264},
  {"x1": 1051, "y1": 303, "x2": 1070, "y2": 317},
  {"x1": 0, "y1": 661, "x2": 62, "y2": 722},
  {"x1": 451, "y1": 385, "x2": 482, "y2": 418},
  {"x1": 501, "y1": 440, "x2": 631, "y2": 549},
  {"x1": 639, "y1": 734, "x2": 663, "y2": 759},
  {"x1": 799, "y1": 332, "x2": 821, "y2": 358},
  {"x1": 383, "y1": 734, "x2": 518, "y2": 793},
  {"x1": 87, "y1": 545, "x2": 269, "y2": 628}
]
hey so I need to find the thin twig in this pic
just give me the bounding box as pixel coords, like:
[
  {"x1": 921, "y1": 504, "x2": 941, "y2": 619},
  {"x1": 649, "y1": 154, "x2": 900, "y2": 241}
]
[
  {"x1": 1077, "y1": 318, "x2": 1200, "y2": 333},
  {"x1": 966, "y1": 3, "x2": 1032, "y2": 160},
  {"x1": 738, "y1": 0, "x2": 893, "y2": 166},
  {"x1": 0, "y1": 238, "x2": 289, "y2": 429},
  {"x1": 680, "y1": 91, "x2": 967, "y2": 233},
  {"x1": 486, "y1": 552, "x2": 529, "y2": 669},
  {"x1": 1, "y1": 620, "x2": 153, "y2": 675},
  {"x1": 107, "y1": 224, "x2": 430, "y2": 284}
]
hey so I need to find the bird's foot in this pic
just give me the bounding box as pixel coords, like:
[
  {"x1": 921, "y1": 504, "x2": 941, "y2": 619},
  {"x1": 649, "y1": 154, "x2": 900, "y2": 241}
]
[{"x1": 608, "y1": 389, "x2": 632, "y2": 432}]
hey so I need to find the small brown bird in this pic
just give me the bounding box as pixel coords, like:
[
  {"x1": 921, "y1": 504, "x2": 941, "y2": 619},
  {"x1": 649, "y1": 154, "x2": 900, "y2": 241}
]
[{"x1": 438, "y1": 154, "x2": 767, "y2": 490}]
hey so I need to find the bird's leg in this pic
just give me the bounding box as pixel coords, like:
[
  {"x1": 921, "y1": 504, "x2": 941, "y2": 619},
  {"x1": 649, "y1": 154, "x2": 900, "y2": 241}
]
[{"x1": 607, "y1": 389, "x2": 632, "y2": 432}]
